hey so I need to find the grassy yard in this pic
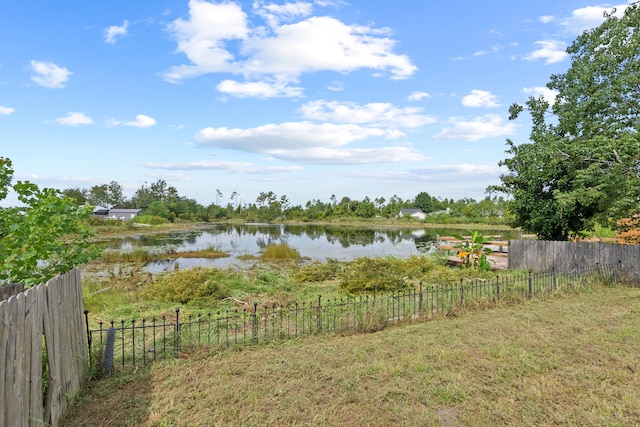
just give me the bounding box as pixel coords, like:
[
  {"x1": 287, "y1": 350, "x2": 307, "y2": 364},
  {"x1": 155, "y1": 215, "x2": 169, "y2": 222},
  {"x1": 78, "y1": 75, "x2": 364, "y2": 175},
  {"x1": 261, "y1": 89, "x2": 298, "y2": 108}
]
[{"x1": 63, "y1": 286, "x2": 640, "y2": 426}]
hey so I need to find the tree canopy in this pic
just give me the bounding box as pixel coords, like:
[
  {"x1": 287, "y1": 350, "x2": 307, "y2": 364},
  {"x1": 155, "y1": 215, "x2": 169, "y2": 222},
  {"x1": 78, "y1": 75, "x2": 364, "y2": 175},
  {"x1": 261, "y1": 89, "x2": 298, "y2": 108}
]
[
  {"x1": 492, "y1": 4, "x2": 640, "y2": 240},
  {"x1": 0, "y1": 157, "x2": 100, "y2": 286}
]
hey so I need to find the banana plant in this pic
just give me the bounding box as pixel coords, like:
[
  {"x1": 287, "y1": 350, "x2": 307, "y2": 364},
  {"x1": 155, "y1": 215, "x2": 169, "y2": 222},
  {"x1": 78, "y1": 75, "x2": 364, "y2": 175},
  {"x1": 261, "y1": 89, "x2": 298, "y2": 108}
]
[{"x1": 452, "y1": 230, "x2": 495, "y2": 271}]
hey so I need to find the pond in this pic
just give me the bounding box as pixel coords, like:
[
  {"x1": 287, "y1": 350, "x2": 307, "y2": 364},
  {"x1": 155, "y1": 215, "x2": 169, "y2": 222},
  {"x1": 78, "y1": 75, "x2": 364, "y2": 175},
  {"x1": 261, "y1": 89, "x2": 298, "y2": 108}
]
[{"x1": 105, "y1": 223, "x2": 520, "y2": 272}]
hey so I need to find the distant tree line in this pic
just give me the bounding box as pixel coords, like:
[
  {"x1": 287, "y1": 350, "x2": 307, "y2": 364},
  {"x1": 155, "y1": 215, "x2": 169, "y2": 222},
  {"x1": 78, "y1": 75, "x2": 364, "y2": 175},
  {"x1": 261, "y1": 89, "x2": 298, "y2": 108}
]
[{"x1": 61, "y1": 181, "x2": 509, "y2": 224}]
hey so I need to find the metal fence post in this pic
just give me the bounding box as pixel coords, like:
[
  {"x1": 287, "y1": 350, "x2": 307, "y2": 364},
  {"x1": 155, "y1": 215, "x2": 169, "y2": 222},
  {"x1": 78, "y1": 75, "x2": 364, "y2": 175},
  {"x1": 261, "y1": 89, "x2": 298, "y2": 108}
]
[
  {"x1": 84, "y1": 309, "x2": 92, "y2": 367},
  {"x1": 317, "y1": 295, "x2": 322, "y2": 333},
  {"x1": 528, "y1": 271, "x2": 533, "y2": 298},
  {"x1": 252, "y1": 302, "x2": 258, "y2": 345},
  {"x1": 174, "y1": 308, "x2": 180, "y2": 358}
]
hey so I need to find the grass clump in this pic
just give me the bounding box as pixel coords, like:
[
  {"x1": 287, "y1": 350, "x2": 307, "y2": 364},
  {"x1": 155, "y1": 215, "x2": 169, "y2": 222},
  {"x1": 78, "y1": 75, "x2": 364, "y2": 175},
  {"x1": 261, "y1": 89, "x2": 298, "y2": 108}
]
[
  {"x1": 130, "y1": 214, "x2": 169, "y2": 225},
  {"x1": 144, "y1": 267, "x2": 230, "y2": 305},
  {"x1": 261, "y1": 243, "x2": 300, "y2": 260},
  {"x1": 335, "y1": 255, "x2": 497, "y2": 294},
  {"x1": 292, "y1": 258, "x2": 343, "y2": 282},
  {"x1": 100, "y1": 247, "x2": 228, "y2": 263},
  {"x1": 338, "y1": 256, "x2": 410, "y2": 293}
]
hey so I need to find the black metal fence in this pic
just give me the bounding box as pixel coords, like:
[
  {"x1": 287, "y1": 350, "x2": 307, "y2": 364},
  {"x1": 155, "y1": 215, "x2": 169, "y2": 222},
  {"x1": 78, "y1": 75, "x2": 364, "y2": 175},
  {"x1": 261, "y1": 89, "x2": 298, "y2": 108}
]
[{"x1": 86, "y1": 263, "x2": 623, "y2": 374}]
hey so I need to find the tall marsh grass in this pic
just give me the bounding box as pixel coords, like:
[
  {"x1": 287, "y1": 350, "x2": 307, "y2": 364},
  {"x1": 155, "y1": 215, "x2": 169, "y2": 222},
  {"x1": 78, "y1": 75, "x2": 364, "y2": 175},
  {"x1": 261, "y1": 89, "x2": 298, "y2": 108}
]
[{"x1": 261, "y1": 243, "x2": 300, "y2": 260}]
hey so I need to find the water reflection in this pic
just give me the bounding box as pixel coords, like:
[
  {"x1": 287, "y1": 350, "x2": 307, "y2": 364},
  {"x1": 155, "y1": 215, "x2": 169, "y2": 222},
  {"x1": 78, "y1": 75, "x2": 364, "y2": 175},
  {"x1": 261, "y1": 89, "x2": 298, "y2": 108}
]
[{"x1": 105, "y1": 224, "x2": 518, "y2": 272}]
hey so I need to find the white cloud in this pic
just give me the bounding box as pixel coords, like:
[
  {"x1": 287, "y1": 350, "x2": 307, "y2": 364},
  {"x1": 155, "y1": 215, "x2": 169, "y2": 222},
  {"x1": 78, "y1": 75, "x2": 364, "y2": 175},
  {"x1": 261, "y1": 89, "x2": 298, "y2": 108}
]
[
  {"x1": 152, "y1": 172, "x2": 192, "y2": 181},
  {"x1": 217, "y1": 79, "x2": 303, "y2": 98},
  {"x1": 164, "y1": 0, "x2": 417, "y2": 97},
  {"x1": 561, "y1": 4, "x2": 629, "y2": 35},
  {"x1": 326, "y1": 81, "x2": 344, "y2": 92},
  {"x1": 142, "y1": 159, "x2": 302, "y2": 174},
  {"x1": 105, "y1": 20, "x2": 129, "y2": 44},
  {"x1": 0, "y1": 105, "x2": 15, "y2": 115},
  {"x1": 195, "y1": 121, "x2": 401, "y2": 151},
  {"x1": 410, "y1": 164, "x2": 501, "y2": 179},
  {"x1": 408, "y1": 91, "x2": 430, "y2": 102},
  {"x1": 241, "y1": 16, "x2": 416, "y2": 79},
  {"x1": 473, "y1": 44, "x2": 502, "y2": 57},
  {"x1": 522, "y1": 40, "x2": 568, "y2": 64},
  {"x1": 314, "y1": 0, "x2": 347, "y2": 7},
  {"x1": 461, "y1": 90, "x2": 500, "y2": 108},
  {"x1": 125, "y1": 114, "x2": 157, "y2": 128},
  {"x1": 270, "y1": 146, "x2": 428, "y2": 164},
  {"x1": 522, "y1": 86, "x2": 559, "y2": 106},
  {"x1": 193, "y1": 121, "x2": 425, "y2": 165},
  {"x1": 163, "y1": 0, "x2": 249, "y2": 82},
  {"x1": 433, "y1": 114, "x2": 517, "y2": 141},
  {"x1": 300, "y1": 100, "x2": 436, "y2": 128},
  {"x1": 30, "y1": 60, "x2": 72, "y2": 88},
  {"x1": 55, "y1": 112, "x2": 93, "y2": 126},
  {"x1": 539, "y1": 15, "x2": 554, "y2": 24},
  {"x1": 254, "y1": 1, "x2": 313, "y2": 27}
]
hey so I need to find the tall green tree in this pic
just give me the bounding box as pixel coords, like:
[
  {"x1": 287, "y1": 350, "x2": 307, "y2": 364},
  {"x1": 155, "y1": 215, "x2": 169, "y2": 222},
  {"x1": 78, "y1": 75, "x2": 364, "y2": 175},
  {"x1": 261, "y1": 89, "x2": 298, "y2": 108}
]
[
  {"x1": 492, "y1": 4, "x2": 640, "y2": 240},
  {"x1": 61, "y1": 187, "x2": 88, "y2": 205},
  {"x1": 0, "y1": 157, "x2": 100, "y2": 286},
  {"x1": 412, "y1": 192, "x2": 435, "y2": 213}
]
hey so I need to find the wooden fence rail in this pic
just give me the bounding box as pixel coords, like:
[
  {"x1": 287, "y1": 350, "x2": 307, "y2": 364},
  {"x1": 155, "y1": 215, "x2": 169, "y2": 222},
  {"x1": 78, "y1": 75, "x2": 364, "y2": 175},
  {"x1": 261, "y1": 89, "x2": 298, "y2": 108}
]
[
  {"x1": 0, "y1": 269, "x2": 87, "y2": 427},
  {"x1": 508, "y1": 240, "x2": 640, "y2": 283}
]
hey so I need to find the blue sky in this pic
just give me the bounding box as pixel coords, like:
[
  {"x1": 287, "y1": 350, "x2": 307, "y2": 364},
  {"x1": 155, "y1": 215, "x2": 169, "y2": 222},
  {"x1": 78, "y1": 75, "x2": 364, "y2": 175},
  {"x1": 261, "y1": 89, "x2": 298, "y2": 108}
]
[{"x1": 0, "y1": 0, "x2": 631, "y2": 207}]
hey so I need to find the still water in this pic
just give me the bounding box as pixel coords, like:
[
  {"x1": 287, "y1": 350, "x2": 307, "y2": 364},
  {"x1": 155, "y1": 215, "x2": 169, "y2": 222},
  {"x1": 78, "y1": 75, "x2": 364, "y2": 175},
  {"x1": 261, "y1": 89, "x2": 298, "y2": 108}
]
[{"x1": 105, "y1": 223, "x2": 519, "y2": 272}]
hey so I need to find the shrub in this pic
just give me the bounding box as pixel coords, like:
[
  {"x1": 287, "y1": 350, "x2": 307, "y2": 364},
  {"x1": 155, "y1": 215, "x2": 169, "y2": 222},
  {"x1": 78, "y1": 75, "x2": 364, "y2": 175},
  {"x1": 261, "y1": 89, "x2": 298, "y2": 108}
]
[
  {"x1": 130, "y1": 214, "x2": 168, "y2": 225},
  {"x1": 338, "y1": 257, "x2": 410, "y2": 294},
  {"x1": 293, "y1": 258, "x2": 342, "y2": 282},
  {"x1": 87, "y1": 217, "x2": 125, "y2": 227},
  {"x1": 144, "y1": 268, "x2": 230, "y2": 304},
  {"x1": 261, "y1": 243, "x2": 300, "y2": 260}
]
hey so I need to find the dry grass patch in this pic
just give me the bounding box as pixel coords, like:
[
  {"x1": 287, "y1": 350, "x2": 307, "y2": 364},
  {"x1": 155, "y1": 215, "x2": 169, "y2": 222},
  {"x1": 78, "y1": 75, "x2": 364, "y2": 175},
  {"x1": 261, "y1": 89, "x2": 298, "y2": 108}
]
[{"x1": 63, "y1": 287, "x2": 640, "y2": 426}]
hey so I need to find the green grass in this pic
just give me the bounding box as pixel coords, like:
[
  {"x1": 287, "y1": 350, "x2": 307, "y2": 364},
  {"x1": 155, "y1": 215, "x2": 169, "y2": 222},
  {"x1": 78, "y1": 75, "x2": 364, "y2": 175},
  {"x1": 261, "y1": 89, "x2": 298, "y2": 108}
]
[
  {"x1": 64, "y1": 286, "x2": 640, "y2": 426},
  {"x1": 99, "y1": 247, "x2": 228, "y2": 263},
  {"x1": 261, "y1": 243, "x2": 301, "y2": 260},
  {"x1": 82, "y1": 254, "x2": 510, "y2": 327}
]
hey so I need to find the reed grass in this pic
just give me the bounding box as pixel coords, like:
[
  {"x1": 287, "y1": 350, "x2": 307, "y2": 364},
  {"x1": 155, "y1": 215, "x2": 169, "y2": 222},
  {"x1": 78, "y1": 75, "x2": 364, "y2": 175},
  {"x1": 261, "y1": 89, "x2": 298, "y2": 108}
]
[{"x1": 261, "y1": 243, "x2": 301, "y2": 260}]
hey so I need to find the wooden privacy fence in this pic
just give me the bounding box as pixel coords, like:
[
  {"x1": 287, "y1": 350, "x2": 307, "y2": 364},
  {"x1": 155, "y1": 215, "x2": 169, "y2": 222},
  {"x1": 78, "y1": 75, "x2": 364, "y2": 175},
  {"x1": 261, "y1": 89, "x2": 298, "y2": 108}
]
[
  {"x1": 509, "y1": 240, "x2": 640, "y2": 283},
  {"x1": 0, "y1": 283, "x2": 24, "y2": 302},
  {"x1": 0, "y1": 269, "x2": 87, "y2": 427}
]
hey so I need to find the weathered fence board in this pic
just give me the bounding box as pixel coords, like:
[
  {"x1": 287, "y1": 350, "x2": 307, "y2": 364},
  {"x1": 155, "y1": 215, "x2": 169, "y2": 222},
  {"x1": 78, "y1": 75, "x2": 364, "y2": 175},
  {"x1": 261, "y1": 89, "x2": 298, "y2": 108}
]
[
  {"x1": 0, "y1": 283, "x2": 24, "y2": 302},
  {"x1": 0, "y1": 300, "x2": 6, "y2": 427},
  {"x1": 0, "y1": 270, "x2": 87, "y2": 427},
  {"x1": 29, "y1": 286, "x2": 44, "y2": 427},
  {"x1": 509, "y1": 240, "x2": 640, "y2": 283}
]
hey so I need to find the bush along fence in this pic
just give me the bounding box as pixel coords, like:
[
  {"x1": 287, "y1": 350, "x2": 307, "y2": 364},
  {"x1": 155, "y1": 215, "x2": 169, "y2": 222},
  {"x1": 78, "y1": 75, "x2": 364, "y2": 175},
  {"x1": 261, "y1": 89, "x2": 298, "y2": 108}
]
[{"x1": 87, "y1": 263, "x2": 623, "y2": 375}]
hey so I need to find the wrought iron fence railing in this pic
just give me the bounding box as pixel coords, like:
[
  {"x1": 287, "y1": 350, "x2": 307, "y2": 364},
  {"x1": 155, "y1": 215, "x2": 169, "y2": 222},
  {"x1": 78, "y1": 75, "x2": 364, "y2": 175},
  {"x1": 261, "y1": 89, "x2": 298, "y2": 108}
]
[{"x1": 86, "y1": 263, "x2": 622, "y2": 375}]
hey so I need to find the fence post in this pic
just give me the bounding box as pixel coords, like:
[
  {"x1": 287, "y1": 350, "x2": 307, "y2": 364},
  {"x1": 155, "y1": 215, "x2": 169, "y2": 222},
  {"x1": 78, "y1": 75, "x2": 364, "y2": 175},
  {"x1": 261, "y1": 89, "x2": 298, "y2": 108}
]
[
  {"x1": 132, "y1": 319, "x2": 136, "y2": 366},
  {"x1": 252, "y1": 303, "x2": 258, "y2": 345},
  {"x1": 317, "y1": 295, "x2": 322, "y2": 333},
  {"x1": 418, "y1": 281, "x2": 423, "y2": 313},
  {"x1": 84, "y1": 310, "x2": 92, "y2": 367},
  {"x1": 460, "y1": 278, "x2": 464, "y2": 306},
  {"x1": 496, "y1": 276, "x2": 500, "y2": 301},
  {"x1": 174, "y1": 308, "x2": 180, "y2": 358},
  {"x1": 528, "y1": 271, "x2": 532, "y2": 298}
]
